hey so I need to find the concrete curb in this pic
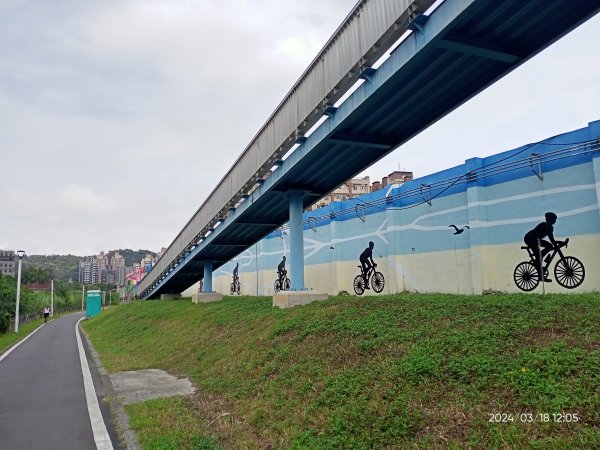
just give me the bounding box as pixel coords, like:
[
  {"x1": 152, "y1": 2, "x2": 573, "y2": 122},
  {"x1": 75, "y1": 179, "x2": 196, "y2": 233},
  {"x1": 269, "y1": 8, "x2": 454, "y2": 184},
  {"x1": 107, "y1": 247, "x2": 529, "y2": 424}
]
[{"x1": 79, "y1": 327, "x2": 141, "y2": 450}]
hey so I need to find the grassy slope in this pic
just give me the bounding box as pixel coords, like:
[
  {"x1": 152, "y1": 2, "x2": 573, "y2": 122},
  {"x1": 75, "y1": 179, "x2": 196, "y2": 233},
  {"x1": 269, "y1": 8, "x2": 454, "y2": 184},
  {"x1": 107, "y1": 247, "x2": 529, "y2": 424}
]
[
  {"x1": 0, "y1": 319, "x2": 45, "y2": 352},
  {"x1": 81, "y1": 293, "x2": 600, "y2": 449}
]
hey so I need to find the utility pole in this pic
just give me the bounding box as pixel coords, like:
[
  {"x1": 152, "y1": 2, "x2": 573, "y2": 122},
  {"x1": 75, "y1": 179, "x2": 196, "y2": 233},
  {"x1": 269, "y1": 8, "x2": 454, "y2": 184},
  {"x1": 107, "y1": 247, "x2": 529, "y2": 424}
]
[
  {"x1": 51, "y1": 280, "x2": 54, "y2": 316},
  {"x1": 14, "y1": 250, "x2": 25, "y2": 333}
]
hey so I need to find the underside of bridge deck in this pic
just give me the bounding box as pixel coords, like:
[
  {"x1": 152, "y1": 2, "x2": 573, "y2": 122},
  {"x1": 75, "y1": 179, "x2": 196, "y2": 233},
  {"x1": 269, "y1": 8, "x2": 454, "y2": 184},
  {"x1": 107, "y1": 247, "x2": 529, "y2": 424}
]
[{"x1": 142, "y1": 0, "x2": 600, "y2": 298}]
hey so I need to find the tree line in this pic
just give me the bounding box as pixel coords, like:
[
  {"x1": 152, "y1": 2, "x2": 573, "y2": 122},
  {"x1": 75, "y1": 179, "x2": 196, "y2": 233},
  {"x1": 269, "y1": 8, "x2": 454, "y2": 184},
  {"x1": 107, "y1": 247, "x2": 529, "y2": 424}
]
[
  {"x1": 0, "y1": 273, "x2": 124, "y2": 333},
  {"x1": 0, "y1": 274, "x2": 88, "y2": 333}
]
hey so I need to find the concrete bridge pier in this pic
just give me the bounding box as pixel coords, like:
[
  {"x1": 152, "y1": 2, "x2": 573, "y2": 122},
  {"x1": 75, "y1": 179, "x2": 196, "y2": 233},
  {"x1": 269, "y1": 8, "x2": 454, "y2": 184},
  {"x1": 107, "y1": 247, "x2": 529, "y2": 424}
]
[
  {"x1": 273, "y1": 190, "x2": 328, "y2": 308},
  {"x1": 289, "y1": 190, "x2": 305, "y2": 291},
  {"x1": 192, "y1": 260, "x2": 223, "y2": 303},
  {"x1": 203, "y1": 261, "x2": 213, "y2": 292}
]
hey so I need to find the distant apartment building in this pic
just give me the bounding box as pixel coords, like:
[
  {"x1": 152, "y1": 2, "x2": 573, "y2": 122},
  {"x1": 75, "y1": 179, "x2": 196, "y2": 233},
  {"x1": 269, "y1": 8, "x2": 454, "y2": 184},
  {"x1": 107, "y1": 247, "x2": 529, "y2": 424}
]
[
  {"x1": 98, "y1": 251, "x2": 108, "y2": 283},
  {"x1": 154, "y1": 247, "x2": 167, "y2": 264},
  {"x1": 78, "y1": 251, "x2": 160, "y2": 286},
  {"x1": 370, "y1": 170, "x2": 413, "y2": 192},
  {"x1": 309, "y1": 171, "x2": 413, "y2": 210},
  {"x1": 140, "y1": 254, "x2": 153, "y2": 272},
  {"x1": 105, "y1": 271, "x2": 117, "y2": 285},
  {"x1": 78, "y1": 257, "x2": 99, "y2": 284},
  {"x1": 310, "y1": 176, "x2": 371, "y2": 210},
  {"x1": 108, "y1": 252, "x2": 125, "y2": 285},
  {"x1": 0, "y1": 250, "x2": 16, "y2": 277}
]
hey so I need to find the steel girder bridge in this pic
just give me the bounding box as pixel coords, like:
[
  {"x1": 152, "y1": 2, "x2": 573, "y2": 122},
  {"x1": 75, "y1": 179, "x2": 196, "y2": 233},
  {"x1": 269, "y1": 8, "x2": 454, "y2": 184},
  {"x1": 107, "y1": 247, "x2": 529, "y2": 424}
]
[{"x1": 139, "y1": 0, "x2": 600, "y2": 299}]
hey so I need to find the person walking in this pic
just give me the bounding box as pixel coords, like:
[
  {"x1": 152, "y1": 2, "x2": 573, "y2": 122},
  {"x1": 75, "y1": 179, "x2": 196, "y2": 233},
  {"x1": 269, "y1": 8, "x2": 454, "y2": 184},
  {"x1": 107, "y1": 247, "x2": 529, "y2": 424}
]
[{"x1": 43, "y1": 306, "x2": 50, "y2": 324}]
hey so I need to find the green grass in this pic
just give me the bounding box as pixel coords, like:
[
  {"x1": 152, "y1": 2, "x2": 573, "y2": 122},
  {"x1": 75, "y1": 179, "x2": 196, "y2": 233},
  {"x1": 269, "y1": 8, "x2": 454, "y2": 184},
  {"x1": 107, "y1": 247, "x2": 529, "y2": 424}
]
[
  {"x1": 81, "y1": 293, "x2": 600, "y2": 449},
  {"x1": 125, "y1": 397, "x2": 224, "y2": 450},
  {"x1": 0, "y1": 318, "x2": 45, "y2": 353}
]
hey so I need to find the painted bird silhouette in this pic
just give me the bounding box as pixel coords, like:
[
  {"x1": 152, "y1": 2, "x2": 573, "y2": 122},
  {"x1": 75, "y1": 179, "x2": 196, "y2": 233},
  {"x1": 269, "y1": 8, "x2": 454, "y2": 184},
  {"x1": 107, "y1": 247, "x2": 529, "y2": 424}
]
[{"x1": 449, "y1": 224, "x2": 470, "y2": 235}]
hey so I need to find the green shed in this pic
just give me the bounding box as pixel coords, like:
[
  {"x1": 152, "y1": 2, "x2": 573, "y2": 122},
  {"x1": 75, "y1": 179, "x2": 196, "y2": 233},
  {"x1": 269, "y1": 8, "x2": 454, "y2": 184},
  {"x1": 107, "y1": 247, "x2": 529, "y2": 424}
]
[{"x1": 86, "y1": 290, "x2": 102, "y2": 318}]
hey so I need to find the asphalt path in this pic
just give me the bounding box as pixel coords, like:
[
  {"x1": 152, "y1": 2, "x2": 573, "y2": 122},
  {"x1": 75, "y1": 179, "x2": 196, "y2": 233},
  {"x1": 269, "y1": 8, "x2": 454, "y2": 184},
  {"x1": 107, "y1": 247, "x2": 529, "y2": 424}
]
[{"x1": 0, "y1": 312, "x2": 121, "y2": 449}]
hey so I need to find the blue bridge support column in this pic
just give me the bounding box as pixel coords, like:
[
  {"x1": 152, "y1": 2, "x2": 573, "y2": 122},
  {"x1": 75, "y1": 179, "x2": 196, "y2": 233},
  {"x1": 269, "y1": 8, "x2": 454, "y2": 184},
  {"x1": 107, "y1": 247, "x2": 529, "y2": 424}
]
[
  {"x1": 273, "y1": 190, "x2": 329, "y2": 307},
  {"x1": 193, "y1": 260, "x2": 222, "y2": 303},
  {"x1": 203, "y1": 261, "x2": 213, "y2": 293},
  {"x1": 289, "y1": 190, "x2": 305, "y2": 291}
]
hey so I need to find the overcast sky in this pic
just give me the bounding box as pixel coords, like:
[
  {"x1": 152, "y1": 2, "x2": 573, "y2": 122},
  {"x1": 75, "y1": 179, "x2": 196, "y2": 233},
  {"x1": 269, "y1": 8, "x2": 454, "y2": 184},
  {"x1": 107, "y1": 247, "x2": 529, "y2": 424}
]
[{"x1": 1, "y1": 1, "x2": 599, "y2": 256}]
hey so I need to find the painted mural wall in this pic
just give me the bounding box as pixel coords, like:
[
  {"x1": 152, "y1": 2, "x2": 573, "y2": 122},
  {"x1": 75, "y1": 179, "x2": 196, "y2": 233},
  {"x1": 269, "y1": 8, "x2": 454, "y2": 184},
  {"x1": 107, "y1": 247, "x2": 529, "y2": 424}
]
[{"x1": 186, "y1": 120, "x2": 600, "y2": 297}]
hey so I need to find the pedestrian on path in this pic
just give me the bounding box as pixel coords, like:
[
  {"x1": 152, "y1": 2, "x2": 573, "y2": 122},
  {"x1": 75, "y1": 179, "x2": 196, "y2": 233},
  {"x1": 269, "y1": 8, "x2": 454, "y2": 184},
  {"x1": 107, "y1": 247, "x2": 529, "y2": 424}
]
[{"x1": 43, "y1": 306, "x2": 50, "y2": 324}]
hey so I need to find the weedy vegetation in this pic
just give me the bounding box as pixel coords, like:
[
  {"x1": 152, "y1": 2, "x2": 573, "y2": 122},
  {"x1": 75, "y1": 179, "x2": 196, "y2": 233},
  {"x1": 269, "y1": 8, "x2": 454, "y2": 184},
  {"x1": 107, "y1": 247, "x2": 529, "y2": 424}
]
[{"x1": 82, "y1": 293, "x2": 599, "y2": 449}]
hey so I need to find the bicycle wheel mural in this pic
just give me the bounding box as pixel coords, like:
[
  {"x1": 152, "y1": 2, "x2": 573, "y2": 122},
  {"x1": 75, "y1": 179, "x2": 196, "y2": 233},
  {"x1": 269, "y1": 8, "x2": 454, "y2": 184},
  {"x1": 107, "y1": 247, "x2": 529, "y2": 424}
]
[
  {"x1": 515, "y1": 212, "x2": 585, "y2": 291},
  {"x1": 354, "y1": 241, "x2": 385, "y2": 295}
]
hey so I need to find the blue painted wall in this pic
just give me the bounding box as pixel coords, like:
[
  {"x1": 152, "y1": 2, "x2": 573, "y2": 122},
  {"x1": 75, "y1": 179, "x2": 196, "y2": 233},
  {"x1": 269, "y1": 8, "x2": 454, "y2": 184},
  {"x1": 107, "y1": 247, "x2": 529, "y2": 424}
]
[{"x1": 201, "y1": 120, "x2": 600, "y2": 296}]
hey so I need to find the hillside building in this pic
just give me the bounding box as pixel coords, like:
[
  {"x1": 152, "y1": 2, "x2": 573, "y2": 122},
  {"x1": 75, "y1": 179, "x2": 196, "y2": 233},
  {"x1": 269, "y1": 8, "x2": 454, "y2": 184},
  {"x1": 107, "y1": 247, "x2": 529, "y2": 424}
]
[
  {"x1": 0, "y1": 250, "x2": 16, "y2": 277},
  {"x1": 98, "y1": 251, "x2": 108, "y2": 283},
  {"x1": 78, "y1": 257, "x2": 99, "y2": 284},
  {"x1": 108, "y1": 252, "x2": 125, "y2": 285}
]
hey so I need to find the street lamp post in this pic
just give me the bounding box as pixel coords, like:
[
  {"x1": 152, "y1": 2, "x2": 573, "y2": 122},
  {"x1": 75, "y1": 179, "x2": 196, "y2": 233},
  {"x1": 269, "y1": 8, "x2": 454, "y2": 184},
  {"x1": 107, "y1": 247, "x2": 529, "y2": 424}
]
[{"x1": 14, "y1": 250, "x2": 25, "y2": 333}]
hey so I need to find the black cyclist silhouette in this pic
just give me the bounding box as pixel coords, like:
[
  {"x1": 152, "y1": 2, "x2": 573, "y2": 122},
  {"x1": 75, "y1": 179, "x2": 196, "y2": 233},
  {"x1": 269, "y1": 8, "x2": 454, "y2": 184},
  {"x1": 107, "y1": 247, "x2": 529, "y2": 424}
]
[
  {"x1": 274, "y1": 256, "x2": 290, "y2": 293},
  {"x1": 230, "y1": 263, "x2": 240, "y2": 295},
  {"x1": 524, "y1": 212, "x2": 558, "y2": 282},
  {"x1": 514, "y1": 212, "x2": 585, "y2": 291},
  {"x1": 354, "y1": 241, "x2": 385, "y2": 295}
]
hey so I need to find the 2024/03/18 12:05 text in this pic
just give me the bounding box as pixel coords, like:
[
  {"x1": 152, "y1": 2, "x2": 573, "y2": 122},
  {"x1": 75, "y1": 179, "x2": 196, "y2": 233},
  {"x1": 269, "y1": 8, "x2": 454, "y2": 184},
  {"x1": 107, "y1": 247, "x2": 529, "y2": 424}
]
[{"x1": 488, "y1": 412, "x2": 580, "y2": 423}]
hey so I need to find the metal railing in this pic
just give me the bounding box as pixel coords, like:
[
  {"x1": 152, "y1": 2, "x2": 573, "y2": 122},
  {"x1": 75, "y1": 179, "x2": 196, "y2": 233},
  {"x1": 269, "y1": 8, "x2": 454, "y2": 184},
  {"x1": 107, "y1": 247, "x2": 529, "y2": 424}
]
[{"x1": 8, "y1": 305, "x2": 85, "y2": 332}]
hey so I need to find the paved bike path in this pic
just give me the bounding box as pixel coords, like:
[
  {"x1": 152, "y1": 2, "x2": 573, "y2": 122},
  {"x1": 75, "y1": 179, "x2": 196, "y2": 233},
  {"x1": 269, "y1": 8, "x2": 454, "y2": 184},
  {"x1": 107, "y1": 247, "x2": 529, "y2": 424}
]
[{"x1": 0, "y1": 312, "x2": 120, "y2": 449}]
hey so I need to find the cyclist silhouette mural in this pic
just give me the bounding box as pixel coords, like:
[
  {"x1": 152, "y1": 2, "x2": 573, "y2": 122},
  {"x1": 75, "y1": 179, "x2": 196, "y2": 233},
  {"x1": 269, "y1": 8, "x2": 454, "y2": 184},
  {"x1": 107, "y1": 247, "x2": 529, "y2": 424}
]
[
  {"x1": 354, "y1": 241, "x2": 385, "y2": 295},
  {"x1": 230, "y1": 263, "x2": 240, "y2": 295},
  {"x1": 274, "y1": 256, "x2": 290, "y2": 293},
  {"x1": 524, "y1": 212, "x2": 559, "y2": 282},
  {"x1": 514, "y1": 212, "x2": 585, "y2": 291}
]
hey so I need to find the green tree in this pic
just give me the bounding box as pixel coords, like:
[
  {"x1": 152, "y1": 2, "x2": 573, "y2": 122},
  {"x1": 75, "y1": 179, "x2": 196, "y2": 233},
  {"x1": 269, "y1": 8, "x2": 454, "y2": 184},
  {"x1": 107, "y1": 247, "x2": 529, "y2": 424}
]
[
  {"x1": 0, "y1": 274, "x2": 17, "y2": 333},
  {"x1": 55, "y1": 282, "x2": 70, "y2": 302},
  {"x1": 23, "y1": 254, "x2": 80, "y2": 283},
  {"x1": 22, "y1": 266, "x2": 53, "y2": 284},
  {"x1": 0, "y1": 274, "x2": 39, "y2": 333}
]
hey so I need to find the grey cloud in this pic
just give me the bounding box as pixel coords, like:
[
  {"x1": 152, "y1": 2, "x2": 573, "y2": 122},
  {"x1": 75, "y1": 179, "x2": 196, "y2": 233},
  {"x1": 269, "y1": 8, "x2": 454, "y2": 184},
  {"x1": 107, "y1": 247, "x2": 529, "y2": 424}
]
[
  {"x1": 1, "y1": 0, "x2": 357, "y2": 254},
  {"x1": 1, "y1": 0, "x2": 597, "y2": 256}
]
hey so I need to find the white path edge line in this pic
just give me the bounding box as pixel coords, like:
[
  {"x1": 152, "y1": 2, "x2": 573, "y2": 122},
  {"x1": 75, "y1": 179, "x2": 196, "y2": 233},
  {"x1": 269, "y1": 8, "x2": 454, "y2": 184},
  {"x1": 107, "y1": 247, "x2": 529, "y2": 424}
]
[
  {"x1": 76, "y1": 317, "x2": 114, "y2": 450},
  {"x1": 0, "y1": 323, "x2": 46, "y2": 364}
]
